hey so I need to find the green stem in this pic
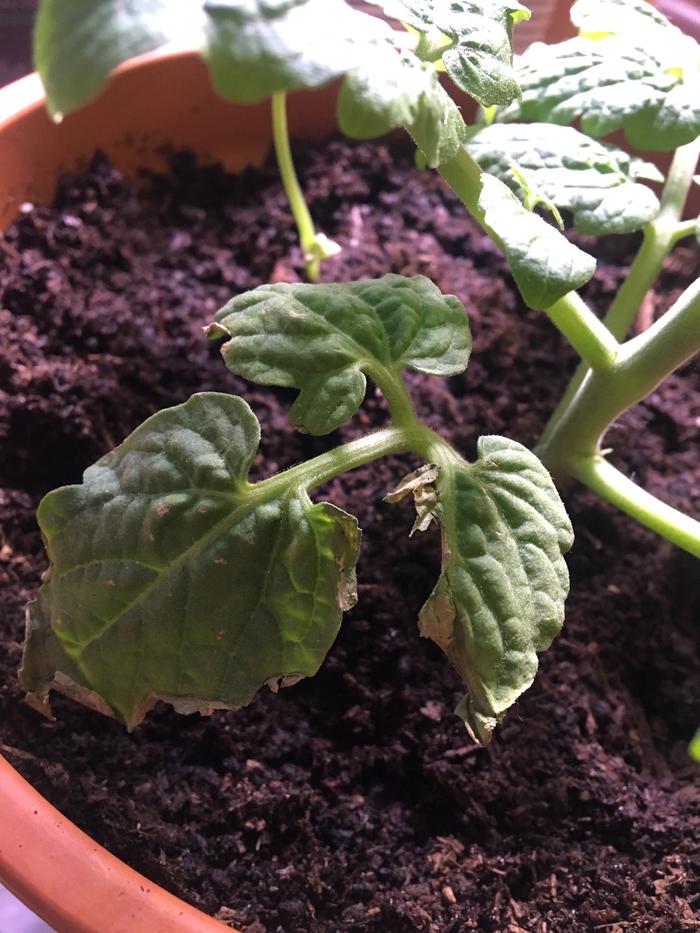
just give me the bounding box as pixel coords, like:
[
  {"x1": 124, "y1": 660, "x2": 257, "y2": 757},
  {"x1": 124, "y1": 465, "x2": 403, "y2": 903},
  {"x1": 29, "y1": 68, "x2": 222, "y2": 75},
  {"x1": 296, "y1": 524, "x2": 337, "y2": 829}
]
[
  {"x1": 572, "y1": 456, "x2": 700, "y2": 558},
  {"x1": 271, "y1": 92, "x2": 321, "y2": 281},
  {"x1": 366, "y1": 363, "x2": 422, "y2": 430},
  {"x1": 537, "y1": 276, "x2": 700, "y2": 473},
  {"x1": 252, "y1": 363, "x2": 459, "y2": 499},
  {"x1": 539, "y1": 136, "x2": 700, "y2": 447},
  {"x1": 273, "y1": 427, "x2": 419, "y2": 492},
  {"x1": 253, "y1": 421, "x2": 451, "y2": 499},
  {"x1": 547, "y1": 293, "x2": 618, "y2": 370},
  {"x1": 425, "y1": 146, "x2": 614, "y2": 368},
  {"x1": 671, "y1": 218, "x2": 698, "y2": 244}
]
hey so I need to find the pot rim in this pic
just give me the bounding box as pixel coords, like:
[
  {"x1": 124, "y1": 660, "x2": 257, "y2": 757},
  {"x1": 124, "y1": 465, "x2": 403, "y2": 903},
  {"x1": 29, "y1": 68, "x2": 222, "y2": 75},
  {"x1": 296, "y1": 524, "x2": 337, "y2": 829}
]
[{"x1": 0, "y1": 754, "x2": 228, "y2": 932}]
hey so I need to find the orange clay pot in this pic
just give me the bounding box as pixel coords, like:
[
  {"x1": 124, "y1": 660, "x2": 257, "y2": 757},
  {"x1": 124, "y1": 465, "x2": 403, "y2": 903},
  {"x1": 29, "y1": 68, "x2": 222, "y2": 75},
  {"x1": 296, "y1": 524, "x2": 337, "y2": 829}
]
[{"x1": 0, "y1": 755, "x2": 227, "y2": 932}]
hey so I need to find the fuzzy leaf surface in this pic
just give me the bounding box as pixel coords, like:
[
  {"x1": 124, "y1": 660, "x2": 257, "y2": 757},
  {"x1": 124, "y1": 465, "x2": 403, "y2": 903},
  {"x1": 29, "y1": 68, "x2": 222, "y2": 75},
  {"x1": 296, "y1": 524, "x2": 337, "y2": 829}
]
[
  {"x1": 379, "y1": 0, "x2": 530, "y2": 106},
  {"x1": 499, "y1": 0, "x2": 700, "y2": 151},
  {"x1": 389, "y1": 437, "x2": 573, "y2": 744},
  {"x1": 210, "y1": 275, "x2": 471, "y2": 434},
  {"x1": 467, "y1": 123, "x2": 661, "y2": 234},
  {"x1": 34, "y1": 0, "x2": 388, "y2": 115},
  {"x1": 339, "y1": 48, "x2": 468, "y2": 167},
  {"x1": 21, "y1": 393, "x2": 361, "y2": 728},
  {"x1": 476, "y1": 173, "x2": 596, "y2": 308}
]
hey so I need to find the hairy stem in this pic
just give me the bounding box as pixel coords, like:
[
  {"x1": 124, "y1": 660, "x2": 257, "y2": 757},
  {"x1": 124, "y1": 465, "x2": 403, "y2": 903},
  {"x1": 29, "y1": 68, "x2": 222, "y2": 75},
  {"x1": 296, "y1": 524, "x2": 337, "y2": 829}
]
[
  {"x1": 271, "y1": 92, "x2": 321, "y2": 281},
  {"x1": 572, "y1": 456, "x2": 700, "y2": 557},
  {"x1": 547, "y1": 293, "x2": 618, "y2": 370},
  {"x1": 252, "y1": 422, "x2": 451, "y2": 500},
  {"x1": 252, "y1": 364, "x2": 460, "y2": 500},
  {"x1": 540, "y1": 136, "x2": 700, "y2": 447},
  {"x1": 537, "y1": 277, "x2": 700, "y2": 472}
]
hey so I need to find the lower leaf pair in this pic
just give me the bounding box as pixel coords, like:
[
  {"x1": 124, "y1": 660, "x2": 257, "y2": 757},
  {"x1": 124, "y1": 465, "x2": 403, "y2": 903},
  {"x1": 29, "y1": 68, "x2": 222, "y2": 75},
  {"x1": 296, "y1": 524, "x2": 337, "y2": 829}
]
[{"x1": 21, "y1": 276, "x2": 573, "y2": 745}]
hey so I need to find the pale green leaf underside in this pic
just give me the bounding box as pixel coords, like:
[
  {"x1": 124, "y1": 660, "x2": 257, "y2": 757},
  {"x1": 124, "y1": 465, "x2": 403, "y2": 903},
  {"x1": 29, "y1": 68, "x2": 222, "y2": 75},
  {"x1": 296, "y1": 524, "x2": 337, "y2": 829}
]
[
  {"x1": 476, "y1": 173, "x2": 596, "y2": 309},
  {"x1": 499, "y1": 0, "x2": 700, "y2": 151},
  {"x1": 338, "y1": 49, "x2": 467, "y2": 168},
  {"x1": 211, "y1": 275, "x2": 471, "y2": 435},
  {"x1": 379, "y1": 0, "x2": 530, "y2": 106},
  {"x1": 404, "y1": 437, "x2": 573, "y2": 744},
  {"x1": 20, "y1": 393, "x2": 361, "y2": 728},
  {"x1": 204, "y1": 0, "x2": 389, "y2": 103},
  {"x1": 34, "y1": 0, "x2": 189, "y2": 118},
  {"x1": 467, "y1": 123, "x2": 661, "y2": 235},
  {"x1": 34, "y1": 0, "x2": 390, "y2": 114}
]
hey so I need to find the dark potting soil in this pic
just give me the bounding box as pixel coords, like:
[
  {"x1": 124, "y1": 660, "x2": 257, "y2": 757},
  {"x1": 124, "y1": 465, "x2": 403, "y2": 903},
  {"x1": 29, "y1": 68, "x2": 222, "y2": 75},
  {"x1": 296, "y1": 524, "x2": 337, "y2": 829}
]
[{"x1": 1, "y1": 138, "x2": 699, "y2": 932}]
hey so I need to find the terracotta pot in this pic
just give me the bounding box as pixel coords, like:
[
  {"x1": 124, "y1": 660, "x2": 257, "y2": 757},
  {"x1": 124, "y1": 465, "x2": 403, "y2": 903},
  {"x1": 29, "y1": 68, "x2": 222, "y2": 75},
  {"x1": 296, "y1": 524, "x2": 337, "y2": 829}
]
[{"x1": 0, "y1": 755, "x2": 228, "y2": 932}]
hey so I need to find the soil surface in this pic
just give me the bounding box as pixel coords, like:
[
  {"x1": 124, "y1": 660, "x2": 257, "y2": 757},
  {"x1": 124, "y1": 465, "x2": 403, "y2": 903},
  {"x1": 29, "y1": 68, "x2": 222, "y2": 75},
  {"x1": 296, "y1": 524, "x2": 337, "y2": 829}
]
[{"x1": 1, "y1": 139, "x2": 699, "y2": 932}]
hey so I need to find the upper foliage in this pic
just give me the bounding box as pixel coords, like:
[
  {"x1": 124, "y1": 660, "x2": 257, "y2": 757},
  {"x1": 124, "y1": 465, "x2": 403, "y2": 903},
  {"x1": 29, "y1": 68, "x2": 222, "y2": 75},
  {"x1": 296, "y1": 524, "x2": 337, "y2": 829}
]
[
  {"x1": 377, "y1": 0, "x2": 530, "y2": 106},
  {"x1": 34, "y1": 0, "x2": 527, "y2": 166},
  {"x1": 209, "y1": 275, "x2": 471, "y2": 434},
  {"x1": 499, "y1": 0, "x2": 700, "y2": 151},
  {"x1": 467, "y1": 122, "x2": 662, "y2": 234},
  {"x1": 21, "y1": 393, "x2": 361, "y2": 728}
]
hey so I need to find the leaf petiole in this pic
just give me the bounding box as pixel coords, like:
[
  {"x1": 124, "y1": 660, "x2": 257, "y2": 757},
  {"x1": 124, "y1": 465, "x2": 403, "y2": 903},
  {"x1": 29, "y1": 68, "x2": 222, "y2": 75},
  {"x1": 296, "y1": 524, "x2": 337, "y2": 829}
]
[
  {"x1": 572, "y1": 456, "x2": 700, "y2": 557},
  {"x1": 539, "y1": 136, "x2": 700, "y2": 448}
]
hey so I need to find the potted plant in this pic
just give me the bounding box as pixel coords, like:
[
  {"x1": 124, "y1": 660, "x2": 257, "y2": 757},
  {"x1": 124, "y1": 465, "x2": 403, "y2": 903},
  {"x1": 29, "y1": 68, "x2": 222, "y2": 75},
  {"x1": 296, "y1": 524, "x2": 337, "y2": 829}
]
[{"x1": 2, "y1": 1, "x2": 698, "y2": 929}]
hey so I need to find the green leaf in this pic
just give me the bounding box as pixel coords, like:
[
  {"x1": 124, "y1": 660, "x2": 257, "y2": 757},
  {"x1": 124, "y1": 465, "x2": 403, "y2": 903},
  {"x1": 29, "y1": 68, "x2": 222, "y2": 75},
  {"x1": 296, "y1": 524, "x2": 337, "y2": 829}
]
[
  {"x1": 467, "y1": 123, "x2": 662, "y2": 235},
  {"x1": 203, "y1": 0, "x2": 388, "y2": 103},
  {"x1": 21, "y1": 393, "x2": 361, "y2": 729},
  {"x1": 476, "y1": 172, "x2": 596, "y2": 309},
  {"x1": 499, "y1": 0, "x2": 700, "y2": 151},
  {"x1": 387, "y1": 437, "x2": 573, "y2": 744},
  {"x1": 339, "y1": 47, "x2": 468, "y2": 168},
  {"x1": 33, "y1": 0, "x2": 195, "y2": 119},
  {"x1": 690, "y1": 728, "x2": 700, "y2": 763},
  {"x1": 378, "y1": 0, "x2": 530, "y2": 106},
  {"x1": 571, "y1": 0, "x2": 677, "y2": 37},
  {"x1": 209, "y1": 275, "x2": 471, "y2": 434},
  {"x1": 34, "y1": 0, "x2": 389, "y2": 116}
]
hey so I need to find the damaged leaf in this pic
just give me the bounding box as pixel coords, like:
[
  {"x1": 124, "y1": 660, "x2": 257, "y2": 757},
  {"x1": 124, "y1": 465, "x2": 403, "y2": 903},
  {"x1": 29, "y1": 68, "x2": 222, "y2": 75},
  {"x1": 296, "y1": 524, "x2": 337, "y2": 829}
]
[
  {"x1": 384, "y1": 463, "x2": 440, "y2": 534},
  {"x1": 388, "y1": 438, "x2": 573, "y2": 744},
  {"x1": 210, "y1": 275, "x2": 471, "y2": 434},
  {"x1": 21, "y1": 393, "x2": 360, "y2": 729}
]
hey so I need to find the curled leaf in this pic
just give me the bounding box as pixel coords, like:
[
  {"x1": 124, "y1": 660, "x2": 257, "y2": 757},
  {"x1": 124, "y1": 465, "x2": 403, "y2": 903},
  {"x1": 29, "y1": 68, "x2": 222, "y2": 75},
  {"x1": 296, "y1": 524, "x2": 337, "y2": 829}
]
[
  {"x1": 388, "y1": 438, "x2": 574, "y2": 744},
  {"x1": 377, "y1": 0, "x2": 530, "y2": 106},
  {"x1": 385, "y1": 463, "x2": 440, "y2": 534}
]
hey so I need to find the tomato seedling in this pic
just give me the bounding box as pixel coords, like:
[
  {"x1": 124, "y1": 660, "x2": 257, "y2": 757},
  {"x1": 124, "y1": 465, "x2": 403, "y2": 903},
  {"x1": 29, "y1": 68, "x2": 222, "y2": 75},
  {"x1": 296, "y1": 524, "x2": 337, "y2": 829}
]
[{"x1": 23, "y1": 0, "x2": 700, "y2": 742}]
